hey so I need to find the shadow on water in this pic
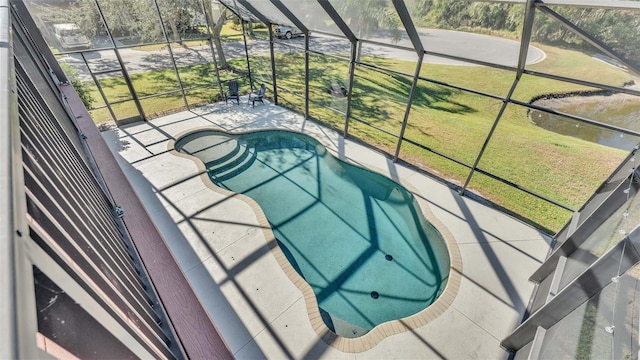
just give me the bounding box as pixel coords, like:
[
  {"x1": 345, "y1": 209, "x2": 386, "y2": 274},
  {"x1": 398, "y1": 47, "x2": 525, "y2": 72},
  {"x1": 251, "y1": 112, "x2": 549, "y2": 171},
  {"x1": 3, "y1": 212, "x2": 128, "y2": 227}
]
[
  {"x1": 176, "y1": 128, "x2": 450, "y2": 336},
  {"x1": 319, "y1": 308, "x2": 336, "y2": 333},
  {"x1": 276, "y1": 238, "x2": 304, "y2": 277}
]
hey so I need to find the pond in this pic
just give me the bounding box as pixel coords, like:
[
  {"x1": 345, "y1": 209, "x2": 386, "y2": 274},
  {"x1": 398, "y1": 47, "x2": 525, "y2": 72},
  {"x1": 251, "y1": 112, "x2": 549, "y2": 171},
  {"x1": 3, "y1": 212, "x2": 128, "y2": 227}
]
[{"x1": 531, "y1": 95, "x2": 640, "y2": 150}]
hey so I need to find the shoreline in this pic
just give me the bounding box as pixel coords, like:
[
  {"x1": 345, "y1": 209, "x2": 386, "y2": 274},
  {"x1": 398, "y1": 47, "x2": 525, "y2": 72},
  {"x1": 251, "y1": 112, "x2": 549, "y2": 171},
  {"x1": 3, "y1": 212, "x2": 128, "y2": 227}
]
[{"x1": 531, "y1": 79, "x2": 640, "y2": 109}]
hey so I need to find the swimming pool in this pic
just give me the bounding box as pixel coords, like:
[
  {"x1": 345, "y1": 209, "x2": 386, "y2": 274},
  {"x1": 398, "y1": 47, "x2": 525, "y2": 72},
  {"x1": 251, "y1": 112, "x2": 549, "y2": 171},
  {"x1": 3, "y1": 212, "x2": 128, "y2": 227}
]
[{"x1": 175, "y1": 129, "x2": 451, "y2": 338}]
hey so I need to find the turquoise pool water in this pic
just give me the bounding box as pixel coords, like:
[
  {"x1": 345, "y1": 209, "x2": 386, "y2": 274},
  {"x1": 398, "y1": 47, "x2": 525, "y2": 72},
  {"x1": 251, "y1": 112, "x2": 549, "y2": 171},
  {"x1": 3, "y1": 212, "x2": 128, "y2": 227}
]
[{"x1": 176, "y1": 130, "x2": 450, "y2": 337}]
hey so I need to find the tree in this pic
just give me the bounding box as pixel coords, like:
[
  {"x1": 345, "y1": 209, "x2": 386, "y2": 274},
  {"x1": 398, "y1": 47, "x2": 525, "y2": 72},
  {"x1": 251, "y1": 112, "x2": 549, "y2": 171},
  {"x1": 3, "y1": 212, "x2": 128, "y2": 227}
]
[
  {"x1": 426, "y1": 0, "x2": 470, "y2": 29},
  {"x1": 60, "y1": 63, "x2": 95, "y2": 109},
  {"x1": 38, "y1": 0, "x2": 233, "y2": 69},
  {"x1": 406, "y1": 0, "x2": 433, "y2": 23},
  {"x1": 466, "y1": 2, "x2": 520, "y2": 32},
  {"x1": 206, "y1": 1, "x2": 230, "y2": 70},
  {"x1": 156, "y1": 0, "x2": 203, "y2": 42},
  {"x1": 52, "y1": 0, "x2": 202, "y2": 44},
  {"x1": 335, "y1": 0, "x2": 402, "y2": 61},
  {"x1": 55, "y1": 0, "x2": 164, "y2": 43},
  {"x1": 337, "y1": 0, "x2": 402, "y2": 42}
]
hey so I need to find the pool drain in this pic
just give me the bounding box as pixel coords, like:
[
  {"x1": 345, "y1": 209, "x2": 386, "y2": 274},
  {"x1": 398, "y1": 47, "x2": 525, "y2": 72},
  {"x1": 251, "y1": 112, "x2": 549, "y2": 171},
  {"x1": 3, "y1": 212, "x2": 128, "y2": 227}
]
[
  {"x1": 370, "y1": 291, "x2": 379, "y2": 299},
  {"x1": 385, "y1": 254, "x2": 393, "y2": 261}
]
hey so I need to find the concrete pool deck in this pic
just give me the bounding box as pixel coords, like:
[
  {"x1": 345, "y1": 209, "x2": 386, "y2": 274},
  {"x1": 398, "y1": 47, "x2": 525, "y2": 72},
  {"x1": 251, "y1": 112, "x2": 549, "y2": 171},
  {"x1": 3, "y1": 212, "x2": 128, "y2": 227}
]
[{"x1": 102, "y1": 98, "x2": 552, "y2": 359}]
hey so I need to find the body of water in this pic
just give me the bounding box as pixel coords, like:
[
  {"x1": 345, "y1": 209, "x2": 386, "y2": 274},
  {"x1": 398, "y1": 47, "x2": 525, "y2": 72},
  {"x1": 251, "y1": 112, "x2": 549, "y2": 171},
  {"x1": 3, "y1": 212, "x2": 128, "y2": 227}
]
[
  {"x1": 531, "y1": 96, "x2": 640, "y2": 150},
  {"x1": 176, "y1": 129, "x2": 451, "y2": 337}
]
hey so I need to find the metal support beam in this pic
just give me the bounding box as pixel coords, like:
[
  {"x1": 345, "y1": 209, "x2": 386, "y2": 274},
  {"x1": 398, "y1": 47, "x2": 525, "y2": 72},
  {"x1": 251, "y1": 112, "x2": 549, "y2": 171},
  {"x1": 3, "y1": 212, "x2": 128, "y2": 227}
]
[
  {"x1": 317, "y1": 0, "x2": 357, "y2": 43},
  {"x1": 10, "y1": 0, "x2": 68, "y2": 83},
  {"x1": 344, "y1": 41, "x2": 358, "y2": 137},
  {"x1": 236, "y1": 0, "x2": 271, "y2": 26},
  {"x1": 461, "y1": 78, "x2": 519, "y2": 195},
  {"x1": 226, "y1": 0, "x2": 247, "y2": 20},
  {"x1": 317, "y1": 0, "x2": 358, "y2": 135},
  {"x1": 92, "y1": 0, "x2": 146, "y2": 122},
  {"x1": 524, "y1": 68, "x2": 640, "y2": 97},
  {"x1": 517, "y1": 0, "x2": 537, "y2": 78},
  {"x1": 537, "y1": 0, "x2": 640, "y2": 11},
  {"x1": 392, "y1": 0, "x2": 424, "y2": 54},
  {"x1": 537, "y1": 4, "x2": 640, "y2": 75},
  {"x1": 502, "y1": 230, "x2": 640, "y2": 351},
  {"x1": 304, "y1": 33, "x2": 309, "y2": 119},
  {"x1": 236, "y1": 0, "x2": 275, "y2": 102},
  {"x1": 269, "y1": 0, "x2": 309, "y2": 118},
  {"x1": 81, "y1": 53, "x2": 117, "y2": 122},
  {"x1": 394, "y1": 54, "x2": 424, "y2": 161},
  {"x1": 241, "y1": 19, "x2": 254, "y2": 91},
  {"x1": 460, "y1": 0, "x2": 536, "y2": 194},
  {"x1": 200, "y1": 0, "x2": 224, "y2": 103},
  {"x1": 152, "y1": 0, "x2": 188, "y2": 109},
  {"x1": 269, "y1": 0, "x2": 309, "y2": 34},
  {"x1": 268, "y1": 24, "x2": 278, "y2": 105},
  {"x1": 530, "y1": 151, "x2": 640, "y2": 282},
  {"x1": 391, "y1": 0, "x2": 425, "y2": 161}
]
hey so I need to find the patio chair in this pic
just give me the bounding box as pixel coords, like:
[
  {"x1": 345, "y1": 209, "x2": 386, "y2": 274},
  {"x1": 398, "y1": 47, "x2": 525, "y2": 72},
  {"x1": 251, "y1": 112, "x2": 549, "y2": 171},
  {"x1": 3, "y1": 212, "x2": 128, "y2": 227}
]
[
  {"x1": 248, "y1": 84, "x2": 266, "y2": 108},
  {"x1": 225, "y1": 79, "x2": 240, "y2": 105}
]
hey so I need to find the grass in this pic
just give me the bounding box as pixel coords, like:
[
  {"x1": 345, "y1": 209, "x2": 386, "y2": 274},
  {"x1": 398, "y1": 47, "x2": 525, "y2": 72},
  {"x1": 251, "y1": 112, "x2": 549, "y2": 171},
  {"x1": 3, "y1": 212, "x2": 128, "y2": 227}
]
[
  {"x1": 129, "y1": 40, "x2": 210, "y2": 52},
  {"x1": 128, "y1": 23, "x2": 267, "y2": 51},
  {"x1": 86, "y1": 63, "x2": 250, "y2": 123},
  {"x1": 266, "y1": 44, "x2": 633, "y2": 232},
  {"x1": 83, "y1": 42, "x2": 634, "y2": 232}
]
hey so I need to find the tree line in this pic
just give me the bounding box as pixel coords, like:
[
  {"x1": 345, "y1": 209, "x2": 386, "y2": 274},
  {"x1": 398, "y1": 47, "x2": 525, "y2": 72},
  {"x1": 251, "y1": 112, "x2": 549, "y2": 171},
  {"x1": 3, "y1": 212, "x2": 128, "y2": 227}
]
[
  {"x1": 407, "y1": 0, "x2": 640, "y2": 68},
  {"x1": 35, "y1": 0, "x2": 639, "y2": 70},
  {"x1": 35, "y1": 0, "x2": 236, "y2": 69}
]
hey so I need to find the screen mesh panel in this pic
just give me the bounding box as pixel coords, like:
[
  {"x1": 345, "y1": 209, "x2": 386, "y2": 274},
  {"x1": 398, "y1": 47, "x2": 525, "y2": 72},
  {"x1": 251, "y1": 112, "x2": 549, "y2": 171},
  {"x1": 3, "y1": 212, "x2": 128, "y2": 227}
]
[{"x1": 12, "y1": 7, "x2": 179, "y2": 359}]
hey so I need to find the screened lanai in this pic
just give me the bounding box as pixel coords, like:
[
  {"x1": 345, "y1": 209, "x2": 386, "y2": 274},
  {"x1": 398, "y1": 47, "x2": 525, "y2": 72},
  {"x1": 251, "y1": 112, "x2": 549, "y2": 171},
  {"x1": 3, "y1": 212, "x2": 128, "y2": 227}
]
[{"x1": 3, "y1": 0, "x2": 640, "y2": 359}]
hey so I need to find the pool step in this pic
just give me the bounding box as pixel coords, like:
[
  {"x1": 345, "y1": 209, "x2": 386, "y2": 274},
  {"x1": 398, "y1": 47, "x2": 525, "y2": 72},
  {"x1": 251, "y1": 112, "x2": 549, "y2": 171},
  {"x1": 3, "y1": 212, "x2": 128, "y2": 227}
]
[
  {"x1": 207, "y1": 142, "x2": 249, "y2": 173},
  {"x1": 210, "y1": 145, "x2": 257, "y2": 182},
  {"x1": 203, "y1": 140, "x2": 242, "y2": 167},
  {"x1": 192, "y1": 135, "x2": 240, "y2": 164}
]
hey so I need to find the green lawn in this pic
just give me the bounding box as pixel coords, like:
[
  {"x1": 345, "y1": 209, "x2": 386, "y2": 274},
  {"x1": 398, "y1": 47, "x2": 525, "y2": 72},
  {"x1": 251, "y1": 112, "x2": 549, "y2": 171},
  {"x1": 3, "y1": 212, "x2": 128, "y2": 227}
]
[
  {"x1": 268, "y1": 45, "x2": 633, "y2": 232},
  {"x1": 83, "y1": 43, "x2": 634, "y2": 232},
  {"x1": 127, "y1": 22, "x2": 266, "y2": 52}
]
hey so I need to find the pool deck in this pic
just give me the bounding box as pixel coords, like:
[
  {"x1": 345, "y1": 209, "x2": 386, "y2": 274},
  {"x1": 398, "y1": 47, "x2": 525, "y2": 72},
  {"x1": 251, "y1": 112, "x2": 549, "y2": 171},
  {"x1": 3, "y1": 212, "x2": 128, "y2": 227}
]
[{"x1": 102, "y1": 98, "x2": 552, "y2": 359}]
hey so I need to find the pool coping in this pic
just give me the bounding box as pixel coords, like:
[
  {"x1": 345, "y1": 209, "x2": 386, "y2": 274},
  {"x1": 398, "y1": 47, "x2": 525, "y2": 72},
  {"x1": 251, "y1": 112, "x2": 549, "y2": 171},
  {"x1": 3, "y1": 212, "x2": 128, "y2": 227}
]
[{"x1": 168, "y1": 126, "x2": 463, "y2": 353}]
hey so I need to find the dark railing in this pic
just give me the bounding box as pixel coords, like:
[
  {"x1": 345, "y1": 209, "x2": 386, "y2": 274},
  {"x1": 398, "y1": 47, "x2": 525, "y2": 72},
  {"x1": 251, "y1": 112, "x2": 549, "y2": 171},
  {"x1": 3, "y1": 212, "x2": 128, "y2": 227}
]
[{"x1": 4, "y1": 1, "x2": 233, "y2": 358}]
